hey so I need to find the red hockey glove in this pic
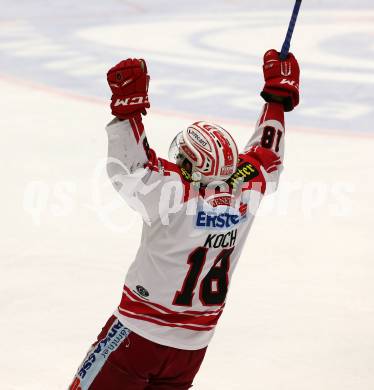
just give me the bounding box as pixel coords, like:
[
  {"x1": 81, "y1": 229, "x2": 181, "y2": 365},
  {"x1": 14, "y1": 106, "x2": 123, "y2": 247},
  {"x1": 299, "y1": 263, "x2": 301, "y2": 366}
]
[
  {"x1": 260, "y1": 49, "x2": 300, "y2": 112},
  {"x1": 107, "y1": 58, "x2": 150, "y2": 119}
]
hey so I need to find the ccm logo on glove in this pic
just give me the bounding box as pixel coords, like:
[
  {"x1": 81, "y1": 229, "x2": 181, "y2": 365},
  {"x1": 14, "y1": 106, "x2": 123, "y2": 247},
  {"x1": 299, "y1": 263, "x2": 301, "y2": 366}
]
[{"x1": 114, "y1": 96, "x2": 149, "y2": 107}]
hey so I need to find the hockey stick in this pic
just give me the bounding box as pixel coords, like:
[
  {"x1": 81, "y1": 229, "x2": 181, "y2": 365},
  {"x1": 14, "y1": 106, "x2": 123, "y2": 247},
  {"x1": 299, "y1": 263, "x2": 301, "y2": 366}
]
[{"x1": 279, "y1": 0, "x2": 302, "y2": 60}]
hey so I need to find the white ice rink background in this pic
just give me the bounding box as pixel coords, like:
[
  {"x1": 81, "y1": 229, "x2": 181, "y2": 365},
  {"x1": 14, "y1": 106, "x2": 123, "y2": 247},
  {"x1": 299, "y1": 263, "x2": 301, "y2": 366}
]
[{"x1": 0, "y1": 1, "x2": 373, "y2": 389}]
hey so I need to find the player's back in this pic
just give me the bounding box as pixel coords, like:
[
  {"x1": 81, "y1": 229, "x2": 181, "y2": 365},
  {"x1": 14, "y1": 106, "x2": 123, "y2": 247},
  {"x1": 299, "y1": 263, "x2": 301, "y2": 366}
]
[
  {"x1": 115, "y1": 152, "x2": 267, "y2": 350},
  {"x1": 106, "y1": 101, "x2": 285, "y2": 349}
]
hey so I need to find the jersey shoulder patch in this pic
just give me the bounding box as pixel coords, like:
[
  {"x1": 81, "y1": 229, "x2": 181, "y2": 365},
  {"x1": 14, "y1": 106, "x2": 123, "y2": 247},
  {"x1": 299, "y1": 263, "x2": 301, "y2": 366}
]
[
  {"x1": 226, "y1": 153, "x2": 266, "y2": 194},
  {"x1": 227, "y1": 156, "x2": 259, "y2": 188}
]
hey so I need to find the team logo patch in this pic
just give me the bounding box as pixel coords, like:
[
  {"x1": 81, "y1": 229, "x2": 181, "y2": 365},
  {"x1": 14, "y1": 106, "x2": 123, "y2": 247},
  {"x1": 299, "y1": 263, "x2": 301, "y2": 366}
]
[{"x1": 136, "y1": 285, "x2": 150, "y2": 298}]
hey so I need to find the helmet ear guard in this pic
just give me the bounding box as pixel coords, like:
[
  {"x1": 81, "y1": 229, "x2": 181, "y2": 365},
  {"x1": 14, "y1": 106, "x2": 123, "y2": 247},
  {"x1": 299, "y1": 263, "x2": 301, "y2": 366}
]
[{"x1": 168, "y1": 122, "x2": 239, "y2": 185}]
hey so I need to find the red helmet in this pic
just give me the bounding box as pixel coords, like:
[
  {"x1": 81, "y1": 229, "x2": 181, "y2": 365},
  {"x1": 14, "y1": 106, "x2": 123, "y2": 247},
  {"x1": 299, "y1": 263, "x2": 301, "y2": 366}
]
[{"x1": 169, "y1": 121, "x2": 239, "y2": 184}]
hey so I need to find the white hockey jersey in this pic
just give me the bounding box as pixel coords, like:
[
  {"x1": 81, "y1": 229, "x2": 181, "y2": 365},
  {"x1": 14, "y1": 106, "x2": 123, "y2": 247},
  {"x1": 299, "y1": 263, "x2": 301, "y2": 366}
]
[{"x1": 106, "y1": 103, "x2": 285, "y2": 350}]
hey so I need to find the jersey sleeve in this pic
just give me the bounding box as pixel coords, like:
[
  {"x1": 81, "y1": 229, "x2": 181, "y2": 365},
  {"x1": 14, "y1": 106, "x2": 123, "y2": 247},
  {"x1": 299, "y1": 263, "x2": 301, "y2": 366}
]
[
  {"x1": 242, "y1": 102, "x2": 285, "y2": 194},
  {"x1": 105, "y1": 115, "x2": 179, "y2": 225}
]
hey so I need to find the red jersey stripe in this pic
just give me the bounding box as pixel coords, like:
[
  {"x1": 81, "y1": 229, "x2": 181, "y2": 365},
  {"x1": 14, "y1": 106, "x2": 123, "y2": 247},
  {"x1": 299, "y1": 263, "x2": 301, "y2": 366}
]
[
  {"x1": 118, "y1": 307, "x2": 215, "y2": 332},
  {"x1": 129, "y1": 117, "x2": 140, "y2": 142},
  {"x1": 120, "y1": 290, "x2": 222, "y2": 327},
  {"x1": 124, "y1": 286, "x2": 224, "y2": 316}
]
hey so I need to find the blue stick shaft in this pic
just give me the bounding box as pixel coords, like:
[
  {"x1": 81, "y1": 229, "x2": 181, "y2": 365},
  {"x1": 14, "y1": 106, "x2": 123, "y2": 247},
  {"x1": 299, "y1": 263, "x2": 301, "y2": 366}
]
[{"x1": 280, "y1": 0, "x2": 302, "y2": 60}]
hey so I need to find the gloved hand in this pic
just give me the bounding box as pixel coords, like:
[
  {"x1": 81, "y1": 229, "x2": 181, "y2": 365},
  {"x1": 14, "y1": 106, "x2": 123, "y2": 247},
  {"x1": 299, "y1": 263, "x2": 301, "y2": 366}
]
[
  {"x1": 107, "y1": 58, "x2": 150, "y2": 119},
  {"x1": 260, "y1": 49, "x2": 300, "y2": 112}
]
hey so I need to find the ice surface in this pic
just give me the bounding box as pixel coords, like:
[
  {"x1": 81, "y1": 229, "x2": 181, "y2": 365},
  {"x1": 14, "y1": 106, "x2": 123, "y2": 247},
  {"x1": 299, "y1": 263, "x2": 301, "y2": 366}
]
[{"x1": 0, "y1": 1, "x2": 373, "y2": 389}]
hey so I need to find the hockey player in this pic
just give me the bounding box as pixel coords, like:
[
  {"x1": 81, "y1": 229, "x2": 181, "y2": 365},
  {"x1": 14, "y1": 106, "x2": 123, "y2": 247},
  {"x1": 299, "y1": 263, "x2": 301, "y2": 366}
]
[{"x1": 69, "y1": 50, "x2": 300, "y2": 390}]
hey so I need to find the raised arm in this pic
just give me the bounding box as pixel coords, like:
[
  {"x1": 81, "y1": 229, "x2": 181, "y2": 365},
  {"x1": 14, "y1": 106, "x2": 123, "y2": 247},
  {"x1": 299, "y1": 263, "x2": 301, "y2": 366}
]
[
  {"x1": 105, "y1": 59, "x2": 164, "y2": 224},
  {"x1": 242, "y1": 50, "x2": 300, "y2": 193}
]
